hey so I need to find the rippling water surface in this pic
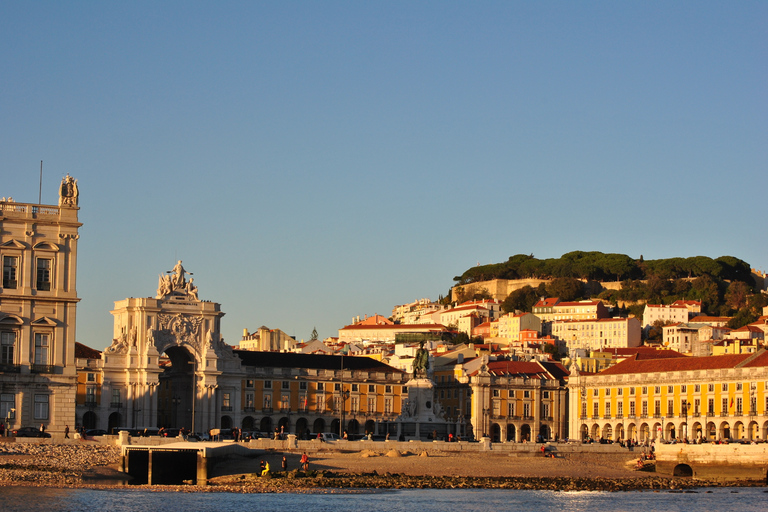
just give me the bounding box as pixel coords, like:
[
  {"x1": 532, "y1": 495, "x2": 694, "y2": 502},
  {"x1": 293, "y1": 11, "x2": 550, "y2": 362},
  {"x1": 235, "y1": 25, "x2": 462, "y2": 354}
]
[{"x1": 1, "y1": 487, "x2": 766, "y2": 512}]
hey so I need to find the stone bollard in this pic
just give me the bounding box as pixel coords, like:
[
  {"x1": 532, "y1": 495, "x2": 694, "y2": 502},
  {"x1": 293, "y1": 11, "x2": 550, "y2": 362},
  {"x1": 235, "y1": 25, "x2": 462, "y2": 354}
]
[
  {"x1": 288, "y1": 434, "x2": 298, "y2": 449},
  {"x1": 481, "y1": 436, "x2": 492, "y2": 451},
  {"x1": 118, "y1": 430, "x2": 130, "y2": 446}
]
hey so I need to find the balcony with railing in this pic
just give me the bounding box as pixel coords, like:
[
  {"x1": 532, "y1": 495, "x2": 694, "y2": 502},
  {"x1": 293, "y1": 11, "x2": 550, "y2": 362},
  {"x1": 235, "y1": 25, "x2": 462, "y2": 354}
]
[
  {"x1": 221, "y1": 406, "x2": 233, "y2": 412},
  {"x1": 31, "y1": 364, "x2": 55, "y2": 374},
  {"x1": 0, "y1": 363, "x2": 22, "y2": 373},
  {"x1": 262, "y1": 407, "x2": 273, "y2": 414}
]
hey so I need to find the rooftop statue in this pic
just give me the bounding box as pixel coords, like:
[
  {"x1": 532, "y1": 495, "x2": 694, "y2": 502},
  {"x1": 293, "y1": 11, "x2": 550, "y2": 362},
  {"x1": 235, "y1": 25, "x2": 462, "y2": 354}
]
[{"x1": 58, "y1": 174, "x2": 79, "y2": 207}]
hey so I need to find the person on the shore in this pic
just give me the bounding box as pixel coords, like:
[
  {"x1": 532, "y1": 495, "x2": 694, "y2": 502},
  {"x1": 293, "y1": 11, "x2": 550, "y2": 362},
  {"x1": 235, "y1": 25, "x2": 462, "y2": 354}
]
[
  {"x1": 261, "y1": 460, "x2": 271, "y2": 476},
  {"x1": 0, "y1": 422, "x2": 4, "y2": 437},
  {"x1": 282, "y1": 455, "x2": 288, "y2": 472},
  {"x1": 385, "y1": 432, "x2": 390, "y2": 441},
  {"x1": 65, "y1": 425, "x2": 70, "y2": 439},
  {"x1": 300, "y1": 452, "x2": 309, "y2": 471},
  {"x1": 40, "y1": 424, "x2": 45, "y2": 433}
]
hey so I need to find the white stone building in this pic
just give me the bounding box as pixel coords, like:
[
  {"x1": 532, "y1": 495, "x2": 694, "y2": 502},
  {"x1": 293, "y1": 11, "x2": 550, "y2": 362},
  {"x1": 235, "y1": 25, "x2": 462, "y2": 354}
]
[{"x1": 0, "y1": 176, "x2": 81, "y2": 435}]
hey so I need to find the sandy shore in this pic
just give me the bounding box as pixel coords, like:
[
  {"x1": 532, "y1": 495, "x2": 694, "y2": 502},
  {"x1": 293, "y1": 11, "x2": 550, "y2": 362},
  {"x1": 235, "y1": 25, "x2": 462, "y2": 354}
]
[
  {"x1": 0, "y1": 441, "x2": 760, "y2": 492},
  {"x1": 210, "y1": 449, "x2": 643, "y2": 480}
]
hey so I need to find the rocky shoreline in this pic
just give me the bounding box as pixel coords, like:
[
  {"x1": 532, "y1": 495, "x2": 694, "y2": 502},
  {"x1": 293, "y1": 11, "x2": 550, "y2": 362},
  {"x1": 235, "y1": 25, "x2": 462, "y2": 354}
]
[{"x1": 0, "y1": 443, "x2": 764, "y2": 493}]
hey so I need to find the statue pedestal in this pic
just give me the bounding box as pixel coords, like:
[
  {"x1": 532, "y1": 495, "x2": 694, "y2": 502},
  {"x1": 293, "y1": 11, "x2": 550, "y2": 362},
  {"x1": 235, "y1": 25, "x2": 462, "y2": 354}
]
[
  {"x1": 396, "y1": 378, "x2": 452, "y2": 440},
  {"x1": 405, "y1": 378, "x2": 435, "y2": 422}
]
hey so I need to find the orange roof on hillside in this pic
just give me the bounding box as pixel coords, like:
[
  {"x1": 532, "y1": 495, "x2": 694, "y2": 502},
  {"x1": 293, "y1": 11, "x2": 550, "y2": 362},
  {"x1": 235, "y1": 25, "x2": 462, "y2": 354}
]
[
  {"x1": 534, "y1": 298, "x2": 559, "y2": 308},
  {"x1": 340, "y1": 323, "x2": 448, "y2": 331},
  {"x1": 557, "y1": 300, "x2": 602, "y2": 307}
]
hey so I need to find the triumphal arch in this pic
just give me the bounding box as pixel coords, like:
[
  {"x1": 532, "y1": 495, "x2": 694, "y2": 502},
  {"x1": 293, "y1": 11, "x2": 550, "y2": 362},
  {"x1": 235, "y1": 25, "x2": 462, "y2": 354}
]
[{"x1": 100, "y1": 261, "x2": 243, "y2": 433}]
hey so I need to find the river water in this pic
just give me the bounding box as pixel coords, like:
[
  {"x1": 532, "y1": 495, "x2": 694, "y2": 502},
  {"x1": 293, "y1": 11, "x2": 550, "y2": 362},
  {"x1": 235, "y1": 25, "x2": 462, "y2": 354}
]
[{"x1": 0, "y1": 487, "x2": 766, "y2": 512}]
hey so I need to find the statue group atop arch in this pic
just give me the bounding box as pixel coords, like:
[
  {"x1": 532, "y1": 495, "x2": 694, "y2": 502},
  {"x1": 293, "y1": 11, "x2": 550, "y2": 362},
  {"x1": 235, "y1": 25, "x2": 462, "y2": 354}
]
[{"x1": 157, "y1": 259, "x2": 199, "y2": 301}]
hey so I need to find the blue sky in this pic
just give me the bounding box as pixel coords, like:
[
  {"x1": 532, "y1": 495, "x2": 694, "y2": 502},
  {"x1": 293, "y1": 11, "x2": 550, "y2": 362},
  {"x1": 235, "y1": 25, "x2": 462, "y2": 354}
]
[{"x1": 2, "y1": 1, "x2": 766, "y2": 351}]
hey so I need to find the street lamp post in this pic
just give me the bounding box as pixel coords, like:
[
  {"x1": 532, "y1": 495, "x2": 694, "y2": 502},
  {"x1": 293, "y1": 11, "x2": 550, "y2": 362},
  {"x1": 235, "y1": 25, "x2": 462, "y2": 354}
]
[
  {"x1": 580, "y1": 384, "x2": 587, "y2": 441},
  {"x1": 750, "y1": 382, "x2": 757, "y2": 440},
  {"x1": 681, "y1": 399, "x2": 688, "y2": 442}
]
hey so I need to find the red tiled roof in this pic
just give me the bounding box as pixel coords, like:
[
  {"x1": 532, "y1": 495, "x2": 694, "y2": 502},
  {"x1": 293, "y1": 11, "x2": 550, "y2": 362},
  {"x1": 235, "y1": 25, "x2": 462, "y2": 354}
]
[
  {"x1": 75, "y1": 342, "x2": 101, "y2": 359},
  {"x1": 534, "y1": 298, "x2": 560, "y2": 308},
  {"x1": 340, "y1": 323, "x2": 448, "y2": 331},
  {"x1": 557, "y1": 300, "x2": 602, "y2": 307},
  {"x1": 598, "y1": 353, "x2": 759, "y2": 376}
]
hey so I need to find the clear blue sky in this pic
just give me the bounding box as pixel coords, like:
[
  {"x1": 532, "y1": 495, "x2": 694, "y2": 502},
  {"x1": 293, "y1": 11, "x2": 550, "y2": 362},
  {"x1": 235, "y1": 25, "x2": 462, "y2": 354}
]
[{"x1": 2, "y1": 2, "x2": 766, "y2": 351}]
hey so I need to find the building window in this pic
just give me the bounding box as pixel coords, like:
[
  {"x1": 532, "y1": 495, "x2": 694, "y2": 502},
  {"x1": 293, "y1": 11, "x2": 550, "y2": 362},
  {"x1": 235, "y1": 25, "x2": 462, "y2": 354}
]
[
  {"x1": 1, "y1": 394, "x2": 15, "y2": 419},
  {"x1": 617, "y1": 388, "x2": 623, "y2": 396},
  {"x1": 543, "y1": 391, "x2": 550, "y2": 399},
  {"x1": 385, "y1": 385, "x2": 392, "y2": 393},
  {"x1": 722, "y1": 383, "x2": 728, "y2": 392},
  {"x1": 593, "y1": 402, "x2": 599, "y2": 417},
  {"x1": 34, "y1": 333, "x2": 49, "y2": 365},
  {"x1": 694, "y1": 384, "x2": 700, "y2": 393},
  {"x1": 351, "y1": 396, "x2": 359, "y2": 413},
  {"x1": 367, "y1": 397, "x2": 375, "y2": 412},
  {"x1": 654, "y1": 400, "x2": 661, "y2": 416},
  {"x1": 708, "y1": 384, "x2": 714, "y2": 392},
  {"x1": 245, "y1": 379, "x2": 254, "y2": 388},
  {"x1": 245, "y1": 392, "x2": 254, "y2": 409},
  {"x1": 629, "y1": 401, "x2": 636, "y2": 417},
  {"x1": 667, "y1": 399, "x2": 673, "y2": 415},
  {"x1": 316, "y1": 382, "x2": 324, "y2": 392},
  {"x1": 222, "y1": 393, "x2": 231, "y2": 408},
  {"x1": 111, "y1": 389, "x2": 121, "y2": 406},
  {"x1": 368, "y1": 385, "x2": 376, "y2": 393},
  {"x1": 264, "y1": 380, "x2": 272, "y2": 389},
  {"x1": 36, "y1": 258, "x2": 52, "y2": 291},
  {"x1": 34, "y1": 394, "x2": 49, "y2": 420},
  {"x1": 524, "y1": 390, "x2": 531, "y2": 398},
  {"x1": 736, "y1": 383, "x2": 743, "y2": 391},
  {"x1": 736, "y1": 397, "x2": 743, "y2": 415},
  {"x1": 316, "y1": 395, "x2": 325, "y2": 413},
  {"x1": 524, "y1": 403, "x2": 531, "y2": 418},
  {"x1": 280, "y1": 394, "x2": 290, "y2": 411},
  {"x1": 384, "y1": 398, "x2": 392, "y2": 414},
  {"x1": 656, "y1": 386, "x2": 661, "y2": 394},
  {"x1": 641, "y1": 401, "x2": 648, "y2": 417},
  {"x1": 87, "y1": 373, "x2": 95, "y2": 382},
  {"x1": 708, "y1": 398, "x2": 715, "y2": 415},
  {"x1": 86, "y1": 387, "x2": 96, "y2": 404},
  {"x1": 334, "y1": 383, "x2": 341, "y2": 392},
  {"x1": 617, "y1": 401, "x2": 623, "y2": 418},
  {"x1": 299, "y1": 394, "x2": 308, "y2": 412},
  {"x1": 630, "y1": 387, "x2": 635, "y2": 395},
  {"x1": 351, "y1": 384, "x2": 358, "y2": 392},
  {"x1": 681, "y1": 385, "x2": 687, "y2": 393},
  {"x1": 509, "y1": 402, "x2": 516, "y2": 417},
  {"x1": 605, "y1": 402, "x2": 611, "y2": 418},
  {"x1": 3, "y1": 256, "x2": 18, "y2": 289},
  {"x1": 492, "y1": 389, "x2": 500, "y2": 398},
  {"x1": 1, "y1": 332, "x2": 16, "y2": 364},
  {"x1": 263, "y1": 395, "x2": 272, "y2": 410},
  {"x1": 722, "y1": 398, "x2": 728, "y2": 415},
  {"x1": 642, "y1": 387, "x2": 648, "y2": 395},
  {"x1": 282, "y1": 381, "x2": 290, "y2": 390}
]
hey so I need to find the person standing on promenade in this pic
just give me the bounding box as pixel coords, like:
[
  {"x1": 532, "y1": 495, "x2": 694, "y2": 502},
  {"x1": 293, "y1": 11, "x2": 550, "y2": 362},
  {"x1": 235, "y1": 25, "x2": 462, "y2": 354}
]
[
  {"x1": 282, "y1": 455, "x2": 288, "y2": 472},
  {"x1": 300, "y1": 452, "x2": 309, "y2": 471},
  {"x1": 64, "y1": 425, "x2": 70, "y2": 439},
  {"x1": 261, "y1": 460, "x2": 270, "y2": 476}
]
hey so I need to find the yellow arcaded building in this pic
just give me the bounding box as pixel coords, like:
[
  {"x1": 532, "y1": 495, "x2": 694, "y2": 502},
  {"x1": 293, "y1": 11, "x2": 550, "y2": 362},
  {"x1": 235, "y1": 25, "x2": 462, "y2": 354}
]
[{"x1": 569, "y1": 350, "x2": 768, "y2": 444}]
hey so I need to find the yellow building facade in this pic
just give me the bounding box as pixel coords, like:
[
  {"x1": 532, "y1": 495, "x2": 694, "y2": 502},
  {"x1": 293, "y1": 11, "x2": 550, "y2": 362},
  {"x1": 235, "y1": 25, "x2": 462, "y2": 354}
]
[{"x1": 569, "y1": 351, "x2": 768, "y2": 443}]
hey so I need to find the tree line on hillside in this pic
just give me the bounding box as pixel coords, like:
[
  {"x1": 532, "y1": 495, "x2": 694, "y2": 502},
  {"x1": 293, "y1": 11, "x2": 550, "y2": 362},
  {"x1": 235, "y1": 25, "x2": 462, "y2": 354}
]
[
  {"x1": 453, "y1": 252, "x2": 753, "y2": 285},
  {"x1": 449, "y1": 252, "x2": 765, "y2": 331}
]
